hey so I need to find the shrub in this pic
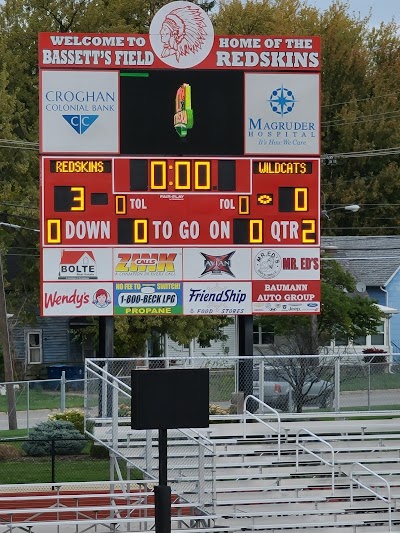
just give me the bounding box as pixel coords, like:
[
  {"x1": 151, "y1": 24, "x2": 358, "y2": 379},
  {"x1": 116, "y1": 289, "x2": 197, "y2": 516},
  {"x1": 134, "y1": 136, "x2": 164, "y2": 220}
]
[
  {"x1": 0, "y1": 444, "x2": 23, "y2": 460},
  {"x1": 22, "y1": 420, "x2": 86, "y2": 456},
  {"x1": 49, "y1": 409, "x2": 85, "y2": 434},
  {"x1": 209, "y1": 403, "x2": 229, "y2": 415},
  {"x1": 118, "y1": 403, "x2": 131, "y2": 417},
  {"x1": 362, "y1": 348, "x2": 387, "y2": 364}
]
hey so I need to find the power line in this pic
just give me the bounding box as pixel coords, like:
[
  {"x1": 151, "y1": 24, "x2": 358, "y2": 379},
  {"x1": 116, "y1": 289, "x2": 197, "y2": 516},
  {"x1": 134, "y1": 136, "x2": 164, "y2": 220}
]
[
  {"x1": 322, "y1": 91, "x2": 400, "y2": 109},
  {"x1": 322, "y1": 109, "x2": 400, "y2": 126},
  {"x1": 321, "y1": 113, "x2": 400, "y2": 128}
]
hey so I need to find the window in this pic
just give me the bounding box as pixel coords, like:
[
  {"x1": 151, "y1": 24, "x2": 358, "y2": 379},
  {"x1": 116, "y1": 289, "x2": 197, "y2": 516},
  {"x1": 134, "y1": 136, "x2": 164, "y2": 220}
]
[
  {"x1": 253, "y1": 324, "x2": 274, "y2": 345},
  {"x1": 371, "y1": 323, "x2": 385, "y2": 346},
  {"x1": 26, "y1": 330, "x2": 42, "y2": 364},
  {"x1": 353, "y1": 335, "x2": 367, "y2": 346},
  {"x1": 333, "y1": 321, "x2": 386, "y2": 349}
]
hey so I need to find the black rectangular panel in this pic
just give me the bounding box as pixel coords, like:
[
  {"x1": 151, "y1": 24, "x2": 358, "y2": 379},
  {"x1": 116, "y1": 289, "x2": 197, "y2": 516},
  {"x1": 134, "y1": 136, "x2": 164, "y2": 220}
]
[
  {"x1": 120, "y1": 71, "x2": 244, "y2": 156},
  {"x1": 54, "y1": 186, "x2": 79, "y2": 212},
  {"x1": 91, "y1": 193, "x2": 108, "y2": 205},
  {"x1": 218, "y1": 160, "x2": 236, "y2": 191},
  {"x1": 233, "y1": 218, "x2": 249, "y2": 244},
  {"x1": 117, "y1": 218, "x2": 133, "y2": 244},
  {"x1": 279, "y1": 187, "x2": 295, "y2": 212},
  {"x1": 130, "y1": 159, "x2": 148, "y2": 191},
  {"x1": 131, "y1": 368, "x2": 209, "y2": 429}
]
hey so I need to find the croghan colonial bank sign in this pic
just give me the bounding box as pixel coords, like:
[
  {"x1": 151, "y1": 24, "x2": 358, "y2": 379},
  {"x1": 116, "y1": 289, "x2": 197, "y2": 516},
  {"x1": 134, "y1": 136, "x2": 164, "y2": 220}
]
[{"x1": 39, "y1": 1, "x2": 321, "y2": 317}]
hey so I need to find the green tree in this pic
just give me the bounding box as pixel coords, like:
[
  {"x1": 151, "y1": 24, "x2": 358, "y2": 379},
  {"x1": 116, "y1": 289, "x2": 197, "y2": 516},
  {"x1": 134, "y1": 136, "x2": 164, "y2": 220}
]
[
  {"x1": 73, "y1": 314, "x2": 232, "y2": 358},
  {"x1": 0, "y1": 0, "x2": 399, "y2": 351},
  {"x1": 256, "y1": 258, "x2": 383, "y2": 354},
  {"x1": 254, "y1": 258, "x2": 383, "y2": 412}
]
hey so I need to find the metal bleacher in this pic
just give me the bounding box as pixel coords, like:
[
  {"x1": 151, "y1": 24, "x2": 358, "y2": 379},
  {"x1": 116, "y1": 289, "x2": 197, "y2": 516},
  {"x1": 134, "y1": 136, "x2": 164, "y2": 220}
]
[{"x1": 1, "y1": 359, "x2": 400, "y2": 532}]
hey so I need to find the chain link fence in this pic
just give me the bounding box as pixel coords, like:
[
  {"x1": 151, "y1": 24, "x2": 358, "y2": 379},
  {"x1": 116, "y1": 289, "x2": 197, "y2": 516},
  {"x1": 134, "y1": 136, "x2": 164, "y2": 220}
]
[
  {"x1": 85, "y1": 355, "x2": 400, "y2": 418},
  {"x1": 0, "y1": 355, "x2": 399, "y2": 435},
  {"x1": 0, "y1": 438, "x2": 127, "y2": 485},
  {"x1": 1, "y1": 355, "x2": 400, "y2": 492}
]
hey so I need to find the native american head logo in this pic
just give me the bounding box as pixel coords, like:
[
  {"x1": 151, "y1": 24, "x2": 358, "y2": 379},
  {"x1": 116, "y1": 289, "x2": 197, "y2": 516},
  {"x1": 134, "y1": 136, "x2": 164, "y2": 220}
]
[
  {"x1": 150, "y1": 1, "x2": 214, "y2": 69},
  {"x1": 160, "y1": 6, "x2": 207, "y2": 62}
]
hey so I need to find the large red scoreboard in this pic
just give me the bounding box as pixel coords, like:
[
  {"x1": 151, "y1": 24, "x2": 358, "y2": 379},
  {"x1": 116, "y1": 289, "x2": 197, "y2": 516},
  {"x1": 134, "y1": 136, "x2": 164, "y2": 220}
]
[
  {"x1": 42, "y1": 157, "x2": 319, "y2": 247},
  {"x1": 39, "y1": 3, "x2": 321, "y2": 317}
]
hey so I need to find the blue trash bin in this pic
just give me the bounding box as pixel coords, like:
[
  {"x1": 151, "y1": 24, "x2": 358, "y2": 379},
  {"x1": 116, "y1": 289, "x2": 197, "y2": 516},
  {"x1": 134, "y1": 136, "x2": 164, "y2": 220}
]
[
  {"x1": 46, "y1": 364, "x2": 67, "y2": 390},
  {"x1": 65, "y1": 365, "x2": 84, "y2": 390}
]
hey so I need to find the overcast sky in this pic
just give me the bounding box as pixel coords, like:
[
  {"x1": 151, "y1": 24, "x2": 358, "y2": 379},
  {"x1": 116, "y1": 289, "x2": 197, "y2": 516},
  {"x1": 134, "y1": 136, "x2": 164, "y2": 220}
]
[{"x1": 306, "y1": 0, "x2": 399, "y2": 27}]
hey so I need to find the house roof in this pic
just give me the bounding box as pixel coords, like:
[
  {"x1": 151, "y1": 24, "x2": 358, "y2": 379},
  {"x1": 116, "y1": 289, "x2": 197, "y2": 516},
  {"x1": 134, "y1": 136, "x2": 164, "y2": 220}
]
[
  {"x1": 321, "y1": 235, "x2": 400, "y2": 287},
  {"x1": 377, "y1": 304, "x2": 400, "y2": 315}
]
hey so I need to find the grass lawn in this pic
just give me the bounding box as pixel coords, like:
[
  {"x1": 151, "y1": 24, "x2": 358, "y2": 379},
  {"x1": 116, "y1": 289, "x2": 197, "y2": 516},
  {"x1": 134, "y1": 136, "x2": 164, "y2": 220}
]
[
  {"x1": 340, "y1": 405, "x2": 400, "y2": 412},
  {"x1": 0, "y1": 389, "x2": 84, "y2": 413},
  {"x1": 0, "y1": 458, "x2": 125, "y2": 484},
  {"x1": 340, "y1": 372, "x2": 400, "y2": 391},
  {"x1": 209, "y1": 368, "x2": 235, "y2": 402},
  {"x1": 0, "y1": 429, "x2": 28, "y2": 439}
]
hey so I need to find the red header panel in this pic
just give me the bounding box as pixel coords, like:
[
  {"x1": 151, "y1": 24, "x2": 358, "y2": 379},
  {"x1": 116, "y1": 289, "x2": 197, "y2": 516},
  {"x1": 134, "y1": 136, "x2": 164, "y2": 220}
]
[{"x1": 38, "y1": 33, "x2": 321, "y2": 71}]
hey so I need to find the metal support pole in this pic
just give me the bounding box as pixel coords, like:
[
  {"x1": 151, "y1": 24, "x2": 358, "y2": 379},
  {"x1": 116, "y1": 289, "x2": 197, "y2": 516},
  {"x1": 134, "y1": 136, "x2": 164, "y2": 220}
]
[
  {"x1": 60, "y1": 371, "x2": 66, "y2": 413},
  {"x1": 238, "y1": 315, "x2": 254, "y2": 412},
  {"x1": 334, "y1": 358, "x2": 340, "y2": 412},
  {"x1": 198, "y1": 443, "x2": 205, "y2": 504},
  {"x1": 146, "y1": 430, "x2": 153, "y2": 476},
  {"x1": 0, "y1": 252, "x2": 17, "y2": 429},
  {"x1": 155, "y1": 428, "x2": 171, "y2": 533},
  {"x1": 112, "y1": 378, "x2": 119, "y2": 451}
]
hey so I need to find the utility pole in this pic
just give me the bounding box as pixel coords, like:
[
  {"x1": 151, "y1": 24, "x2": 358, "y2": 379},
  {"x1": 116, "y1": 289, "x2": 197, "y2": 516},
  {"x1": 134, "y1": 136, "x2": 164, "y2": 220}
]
[{"x1": 0, "y1": 252, "x2": 17, "y2": 429}]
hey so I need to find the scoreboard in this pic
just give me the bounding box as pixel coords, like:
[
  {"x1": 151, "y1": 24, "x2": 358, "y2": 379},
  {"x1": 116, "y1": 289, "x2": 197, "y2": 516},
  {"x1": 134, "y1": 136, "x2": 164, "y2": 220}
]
[
  {"x1": 39, "y1": 3, "x2": 321, "y2": 317},
  {"x1": 43, "y1": 157, "x2": 319, "y2": 247}
]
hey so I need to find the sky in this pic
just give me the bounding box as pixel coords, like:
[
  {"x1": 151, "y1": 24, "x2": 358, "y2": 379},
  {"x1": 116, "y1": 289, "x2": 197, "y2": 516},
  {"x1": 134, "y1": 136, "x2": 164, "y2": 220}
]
[{"x1": 306, "y1": 0, "x2": 400, "y2": 27}]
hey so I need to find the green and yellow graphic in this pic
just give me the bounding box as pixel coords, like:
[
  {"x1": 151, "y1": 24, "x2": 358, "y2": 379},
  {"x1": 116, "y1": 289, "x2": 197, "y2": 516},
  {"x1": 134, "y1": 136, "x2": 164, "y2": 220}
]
[{"x1": 174, "y1": 83, "x2": 193, "y2": 138}]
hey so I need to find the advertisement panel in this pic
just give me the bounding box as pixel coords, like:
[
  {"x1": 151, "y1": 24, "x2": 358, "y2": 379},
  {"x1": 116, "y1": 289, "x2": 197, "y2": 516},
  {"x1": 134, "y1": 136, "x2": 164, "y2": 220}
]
[
  {"x1": 183, "y1": 248, "x2": 251, "y2": 280},
  {"x1": 114, "y1": 282, "x2": 183, "y2": 315},
  {"x1": 245, "y1": 73, "x2": 320, "y2": 155},
  {"x1": 251, "y1": 248, "x2": 320, "y2": 281},
  {"x1": 42, "y1": 248, "x2": 113, "y2": 281},
  {"x1": 42, "y1": 282, "x2": 113, "y2": 316},
  {"x1": 183, "y1": 282, "x2": 252, "y2": 315},
  {"x1": 41, "y1": 70, "x2": 119, "y2": 153},
  {"x1": 113, "y1": 248, "x2": 182, "y2": 280},
  {"x1": 252, "y1": 279, "x2": 320, "y2": 314}
]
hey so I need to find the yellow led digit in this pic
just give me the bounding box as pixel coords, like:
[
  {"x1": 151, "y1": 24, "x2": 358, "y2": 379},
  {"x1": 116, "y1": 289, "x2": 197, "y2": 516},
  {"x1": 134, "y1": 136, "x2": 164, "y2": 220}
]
[
  {"x1": 295, "y1": 188, "x2": 308, "y2": 211},
  {"x1": 115, "y1": 195, "x2": 127, "y2": 215},
  {"x1": 239, "y1": 196, "x2": 250, "y2": 214},
  {"x1": 249, "y1": 220, "x2": 263, "y2": 243},
  {"x1": 175, "y1": 161, "x2": 191, "y2": 189},
  {"x1": 302, "y1": 219, "x2": 316, "y2": 243},
  {"x1": 47, "y1": 219, "x2": 61, "y2": 244},
  {"x1": 194, "y1": 161, "x2": 210, "y2": 189},
  {"x1": 134, "y1": 219, "x2": 148, "y2": 243},
  {"x1": 150, "y1": 161, "x2": 167, "y2": 189},
  {"x1": 70, "y1": 187, "x2": 84, "y2": 211}
]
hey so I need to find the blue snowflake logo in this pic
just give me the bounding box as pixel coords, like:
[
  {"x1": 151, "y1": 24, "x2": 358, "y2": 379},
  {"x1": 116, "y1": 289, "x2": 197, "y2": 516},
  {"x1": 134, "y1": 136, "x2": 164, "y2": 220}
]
[{"x1": 268, "y1": 86, "x2": 296, "y2": 116}]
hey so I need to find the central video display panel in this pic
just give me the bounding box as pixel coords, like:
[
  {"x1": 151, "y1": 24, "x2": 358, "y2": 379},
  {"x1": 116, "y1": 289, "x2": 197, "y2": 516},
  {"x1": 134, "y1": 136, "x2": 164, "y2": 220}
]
[{"x1": 119, "y1": 70, "x2": 244, "y2": 156}]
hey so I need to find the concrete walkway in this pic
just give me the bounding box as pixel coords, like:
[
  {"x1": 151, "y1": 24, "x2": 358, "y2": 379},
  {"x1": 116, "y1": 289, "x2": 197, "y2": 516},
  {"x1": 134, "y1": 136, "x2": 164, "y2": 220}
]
[{"x1": 0, "y1": 409, "x2": 56, "y2": 431}]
